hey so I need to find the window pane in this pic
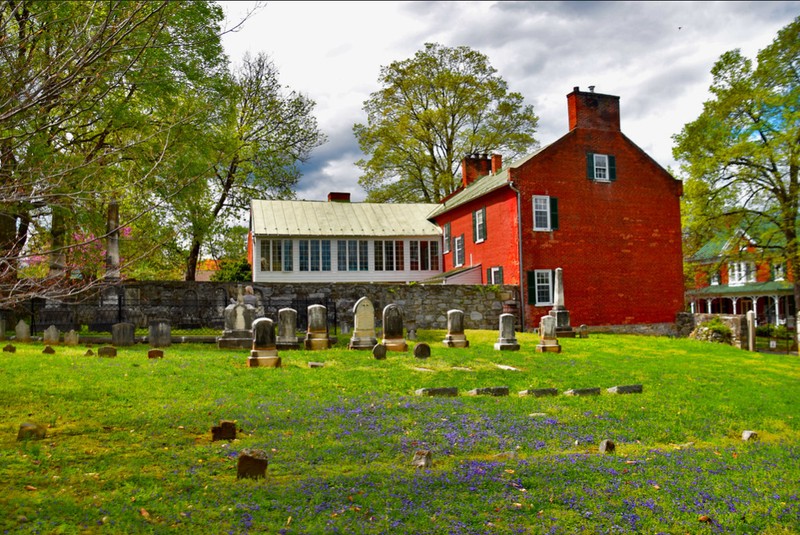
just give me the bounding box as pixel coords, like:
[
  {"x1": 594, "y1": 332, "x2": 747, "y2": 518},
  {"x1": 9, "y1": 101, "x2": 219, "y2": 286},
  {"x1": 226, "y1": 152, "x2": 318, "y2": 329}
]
[
  {"x1": 375, "y1": 240, "x2": 383, "y2": 271},
  {"x1": 385, "y1": 240, "x2": 394, "y2": 271},
  {"x1": 321, "y1": 240, "x2": 331, "y2": 271},
  {"x1": 420, "y1": 241, "x2": 428, "y2": 270},
  {"x1": 337, "y1": 240, "x2": 347, "y2": 271},
  {"x1": 310, "y1": 240, "x2": 320, "y2": 271},
  {"x1": 533, "y1": 197, "x2": 549, "y2": 230},
  {"x1": 260, "y1": 240, "x2": 269, "y2": 271},
  {"x1": 395, "y1": 240, "x2": 404, "y2": 271},
  {"x1": 430, "y1": 241, "x2": 439, "y2": 271},
  {"x1": 443, "y1": 223, "x2": 450, "y2": 253},
  {"x1": 348, "y1": 240, "x2": 357, "y2": 271},
  {"x1": 271, "y1": 239, "x2": 281, "y2": 271},
  {"x1": 283, "y1": 240, "x2": 293, "y2": 271},
  {"x1": 299, "y1": 240, "x2": 309, "y2": 271},
  {"x1": 410, "y1": 241, "x2": 419, "y2": 271},
  {"x1": 594, "y1": 154, "x2": 608, "y2": 180},
  {"x1": 359, "y1": 241, "x2": 369, "y2": 271}
]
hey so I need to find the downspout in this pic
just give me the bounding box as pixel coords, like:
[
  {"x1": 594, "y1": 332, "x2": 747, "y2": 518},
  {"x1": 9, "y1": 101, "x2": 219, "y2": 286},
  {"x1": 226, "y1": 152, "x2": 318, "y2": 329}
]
[{"x1": 508, "y1": 178, "x2": 525, "y2": 329}]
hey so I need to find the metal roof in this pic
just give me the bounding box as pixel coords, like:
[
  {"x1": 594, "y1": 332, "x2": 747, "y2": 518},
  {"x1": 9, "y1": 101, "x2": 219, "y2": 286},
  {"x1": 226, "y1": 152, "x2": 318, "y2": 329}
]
[
  {"x1": 251, "y1": 200, "x2": 442, "y2": 237},
  {"x1": 686, "y1": 280, "x2": 794, "y2": 297}
]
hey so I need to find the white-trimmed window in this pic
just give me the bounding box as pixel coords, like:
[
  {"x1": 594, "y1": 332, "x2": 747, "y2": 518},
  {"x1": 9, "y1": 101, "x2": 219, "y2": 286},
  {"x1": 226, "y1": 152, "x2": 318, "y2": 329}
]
[
  {"x1": 443, "y1": 223, "x2": 451, "y2": 253},
  {"x1": 587, "y1": 153, "x2": 616, "y2": 182},
  {"x1": 728, "y1": 261, "x2": 755, "y2": 286},
  {"x1": 527, "y1": 269, "x2": 553, "y2": 306},
  {"x1": 487, "y1": 266, "x2": 503, "y2": 284},
  {"x1": 454, "y1": 235, "x2": 465, "y2": 267},
  {"x1": 472, "y1": 207, "x2": 486, "y2": 243},
  {"x1": 710, "y1": 272, "x2": 720, "y2": 286},
  {"x1": 410, "y1": 240, "x2": 440, "y2": 271},
  {"x1": 374, "y1": 240, "x2": 404, "y2": 271},
  {"x1": 533, "y1": 196, "x2": 558, "y2": 231},
  {"x1": 773, "y1": 263, "x2": 785, "y2": 282},
  {"x1": 337, "y1": 240, "x2": 368, "y2": 271},
  {"x1": 298, "y1": 239, "x2": 331, "y2": 272},
  {"x1": 260, "y1": 239, "x2": 292, "y2": 271}
]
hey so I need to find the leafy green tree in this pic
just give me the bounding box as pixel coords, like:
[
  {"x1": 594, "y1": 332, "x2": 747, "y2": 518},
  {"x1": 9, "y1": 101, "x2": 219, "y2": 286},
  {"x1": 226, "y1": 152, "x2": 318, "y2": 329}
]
[
  {"x1": 354, "y1": 43, "x2": 539, "y2": 203},
  {"x1": 210, "y1": 258, "x2": 252, "y2": 282},
  {"x1": 673, "y1": 16, "x2": 800, "y2": 308}
]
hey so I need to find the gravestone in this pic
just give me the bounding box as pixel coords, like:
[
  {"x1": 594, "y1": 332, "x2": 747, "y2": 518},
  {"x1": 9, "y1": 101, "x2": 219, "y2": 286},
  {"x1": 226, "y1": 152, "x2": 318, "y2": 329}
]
[
  {"x1": 98, "y1": 346, "x2": 117, "y2": 357},
  {"x1": 494, "y1": 313, "x2": 520, "y2": 351},
  {"x1": 536, "y1": 315, "x2": 562, "y2": 353},
  {"x1": 564, "y1": 387, "x2": 601, "y2": 396},
  {"x1": 42, "y1": 346, "x2": 55, "y2": 354},
  {"x1": 519, "y1": 388, "x2": 558, "y2": 397},
  {"x1": 148, "y1": 319, "x2": 171, "y2": 348},
  {"x1": 211, "y1": 420, "x2": 237, "y2": 441},
  {"x1": 63, "y1": 330, "x2": 80, "y2": 346},
  {"x1": 17, "y1": 422, "x2": 47, "y2": 441},
  {"x1": 607, "y1": 384, "x2": 643, "y2": 394},
  {"x1": 411, "y1": 450, "x2": 432, "y2": 469},
  {"x1": 304, "y1": 304, "x2": 332, "y2": 350},
  {"x1": 111, "y1": 322, "x2": 135, "y2": 346},
  {"x1": 413, "y1": 342, "x2": 431, "y2": 359},
  {"x1": 599, "y1": 439, "x2": 616, "y2": 454},
  {"x1": 467, "y1": 386, "x2": 509, "y2": 397},
  {"x1": 577, "y1": 324, "x2": 589, "y2": 339},
  {"x1": 147, "y1": 349, "x2": 164, "y2": 359},
  {"x1": 742, "y1": 430, "x2": 758, "y2": 442},
  {"x1": 248, "y1": 317, "x2": 281, "y2": 368},
  {"x1": 415, "y1": 387, "x2": 458, "y2": 397},
  {"x1": 84, "y1": 349, "x2": 94, "y2": 356},
  {"x1": 549, "y1": 267, "x2": 575, "y2": 337},
  {"x1": 43, "y1": 325, "x2": 60, "y2": 345},
  {"x1": 3, "y1": 344, "x2": 15, "y2": 353},
  {"x1": 349, "y1": 297, "x2": 378, "y2": 350},
  {"x1": 217, "y1": 287, "x2": 256, "y2": 349},
  {"x1": 372, "y1": 343, "x2": 387, "y2": 360},
  {"x1": 442, "y1": 309, "x2": 469, "y2": 348},
  {"x1": 15, "y1": 320, "x2": 31, "y2": 343},
  {"x1": 276, "y1": 308, "x2": 300, "y2": 350},
  {"x1": 237, "y1": 449, "x2": 268, "y2": 479},
  {"x1": 382, "y1": 304, "x2": 408, "y2": 352}
]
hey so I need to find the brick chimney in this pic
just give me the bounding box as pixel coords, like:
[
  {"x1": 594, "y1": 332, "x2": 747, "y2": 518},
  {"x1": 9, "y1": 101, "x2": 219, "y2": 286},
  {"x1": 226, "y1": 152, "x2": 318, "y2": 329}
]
[
  {"x1": 461, "y1": 153, "x2": 501, "y2": 187},
  {"x1": 327, "y1": 192, "x2": 351, "y2": 202},
  {"x1": 567, "y1": 86, "x2": 620, "y2": 131}
]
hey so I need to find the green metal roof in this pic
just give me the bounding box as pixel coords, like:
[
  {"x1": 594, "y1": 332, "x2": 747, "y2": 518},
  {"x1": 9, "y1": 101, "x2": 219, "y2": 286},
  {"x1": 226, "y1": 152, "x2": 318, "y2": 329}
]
[
  {"x1": 686, "y1": 280, "x2": 794, "y2": 297},
  {"x1": 251, "y1": 200, "x2": 441, "y2": 237}
]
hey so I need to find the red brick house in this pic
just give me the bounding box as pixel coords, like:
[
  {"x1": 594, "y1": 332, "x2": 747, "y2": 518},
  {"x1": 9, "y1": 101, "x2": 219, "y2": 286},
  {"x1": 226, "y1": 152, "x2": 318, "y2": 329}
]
[{"x1": 428, "y1": 87, "x2": 685, "y2": 329}]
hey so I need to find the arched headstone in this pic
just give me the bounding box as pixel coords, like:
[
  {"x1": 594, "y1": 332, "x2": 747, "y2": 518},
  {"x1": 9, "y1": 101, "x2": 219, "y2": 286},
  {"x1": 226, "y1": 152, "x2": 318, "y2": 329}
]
[
  {"x1": 382, "y1": 304, "x2": 408, "y2": 352},
  {"x1": 349, "y1": 297, "x2": 378, "y2": 350}
]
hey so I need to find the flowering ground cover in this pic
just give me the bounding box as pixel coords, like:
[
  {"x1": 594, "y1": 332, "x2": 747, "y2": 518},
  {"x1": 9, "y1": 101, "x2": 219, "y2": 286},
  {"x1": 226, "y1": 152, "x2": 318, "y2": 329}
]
[{"x1": 1, "y1": 331, "x2": 798, "y2": 534}]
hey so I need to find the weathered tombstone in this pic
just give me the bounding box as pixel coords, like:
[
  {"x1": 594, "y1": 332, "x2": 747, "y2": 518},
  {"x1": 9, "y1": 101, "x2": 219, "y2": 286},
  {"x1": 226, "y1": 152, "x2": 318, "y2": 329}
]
[
  {"x1": 549, "y1": 267, "x2": 575, "y2": 337},
  {"x1": 406, "y1": 322, "x2": 418, "y2": 341},
  {"x1": 211, "y1": 420, "x2": 237, "y2": 441},
  {"x1": 411, "y1": 450, "x2": 432, "y2": 469},
  {"x1": 467, "y1": 386, "x2": 509, "y2": 397},
  {"x1": 217, "y1": 287, "x2": 256, "y2": 349},
  {"x1": 308, "y1": 362, "x2": 324, "y2": 368},
  {"x1": 15, "y1": 320, "x2": 31, "y2": 343},
  {"x1": 248, "y1": 317, "x2": 281, "y2": 368},
  {"x1": 742, "y1": 430, "x2": 758, "y2": 442},
  {"x1": 98, "y1": 346, "x2": 117, "y2": 358},
  {"x1": 349, "y1": 297, "x2": 378, "y2": 350},
  {"x1": 577, "y1": 324, "x2": 590, "y2": 339},
  {"x1": 242, "y1": 285, "x2": 258, "y2": 308},
  {"x1": 148, "y1": 319, "x2": 171, "y2": 348},
  {"x1": 17, "y1": 422, "x2": 47, "y2": 441},
  {"x1": 746, "y1": 310, "x2": 756, "y2": 352},
  {"x1": 42, "y1": 346, "x2": 55, "y2": 354},
  {"x1": 84, "y1": 349, "x2": 94, "y2": 356},
  {"x1": 382, "y1": 304, "x2": 408, "y2": 351},
  {"x1": 237, "y1": 449, "x2": 268, "y2": 479},
  {"x1": 3, "y1": 344, "x2": 16, "y2": 353},
  {"x1": 276, "y1": 308, "x2": 300, "y2": 350},
  {"x1": 147, "y1": 349, "x2": 164, "y2": 359},
  {"x1": 494, "y1": 313, "x2": 520, "y2": 351},
  {"x1": 43, "y1": 325, "x2": 60, "y2": 345},
  {"x1": 372, "y1": 343, "x2": 387, "y2": 360},
  {"x1": 63, "y1": 330, "x2": 79, "y2": 346},
  {"x1": 519, "y1": 388, "x2": 559, "y2": 397},
  {"x1": 536, "y1": 315, "x2": 562, "y2": 353},
  {"x1": 442, "y1": 309, "x2": 469, "y2": 348},
  {"x1": 599, "y1": 439, "x2": 616, "y2": 454},
  {"x1": 304, "y1": 304, "x2": 332, "y2": 350},
  {"x1": 564, "y1": 387, "x2": 601, "y2": 396},
  {"x1": 413, "y1": 343, "x2": 431, "y2": 359},
  {"x1": 111, "y1": 322, "x2": 135, "y2": 347},
  {"x1": 415, "y1": 387, "x2": 458, "y2": 397},
  {"x1": 607, "y1": 384, "x2": 643, "y2": 394}
]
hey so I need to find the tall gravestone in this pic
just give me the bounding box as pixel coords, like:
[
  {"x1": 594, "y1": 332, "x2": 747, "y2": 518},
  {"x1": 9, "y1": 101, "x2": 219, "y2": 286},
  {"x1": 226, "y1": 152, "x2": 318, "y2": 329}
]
[
  {"x1": 349, "y1": 297, "x2": 378, "y2": 350},
  {"x1": 43, "y1": 325, "x2": 60, "y2": 345},
  {"x1": 494, "y1": 313, "x2": 520, "y2": 351},
  {"x1": 63, "y1": 329, "x2": 80, "y2": 346},
  {"x1": 248, "y1": 317, "x2": 280, "y2": 367},
  {"x1": 382, "y1": 304, "x2": 408, "y2": 352},
  {"x1": 15, "y1": 320, "x2": 31, "y2": 343},
  {"x1": 276, "y1": 308, "x2": 300, "y2": 350},
  {"x1": 549, "y1": 267, "x2": 575, "y2": 337},
  {"x1": 217, "y1": 287, "x2": 256, "y2": 349},
  {"x1": 112, "y1": 322, "x2": 135, "y2": 346},
  {"x1": 536, "y1": 314, "x2": 562, "y2": 353},
  {"x1": 304, "y1": 304, "x2": 332, "y2": 350},
  {"x1": 149, "y1": 319, "x2": 171, "y2": 348},
  {"x1": 442, "y1": 309, "x2": 469, "y2": 348}
]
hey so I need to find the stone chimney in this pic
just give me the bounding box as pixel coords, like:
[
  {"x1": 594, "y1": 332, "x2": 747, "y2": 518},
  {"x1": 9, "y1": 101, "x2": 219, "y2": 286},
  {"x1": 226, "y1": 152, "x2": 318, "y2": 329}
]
[
  {"x1": 567, "y1": 86, "x2": 620, "y2": 131},
  {"x1": 461, "y1": 153, "x2": 501, "y2": 187},
  {"x1": 327, "y1": 192, "x2": 351, "y2": 202}
]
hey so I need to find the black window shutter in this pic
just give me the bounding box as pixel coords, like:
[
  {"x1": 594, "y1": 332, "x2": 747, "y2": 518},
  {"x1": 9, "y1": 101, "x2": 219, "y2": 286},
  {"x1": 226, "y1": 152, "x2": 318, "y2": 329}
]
[
  {"x1": 497, "y1": 266, "x2": 503, "y2": 284},
  {"x1": 486, "y1": 268, "x2": 491, "y2": 284},
  {"x1": 481, "y1": 207, "x2": 487, "y2": 241},
  {"x1": 609, "y1": 155, "x2": 617, "y2": 181},
  {"x1": 550, "y1": 197, "x2": 559, "y2": 230},
  {"x1": 527, "y1": 271, "x2": 536, "y2": 304},
  {"x1": 586, "y1": 153, "x2": 595, "y2": 180},
  {"x1": 472, "y1": 210, "x2": 477, "y2": 243}
]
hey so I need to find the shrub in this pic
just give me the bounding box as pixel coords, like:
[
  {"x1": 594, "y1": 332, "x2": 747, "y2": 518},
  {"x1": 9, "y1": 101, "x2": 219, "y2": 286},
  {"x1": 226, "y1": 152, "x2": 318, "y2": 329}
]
[{"x1": 690, "y1": 317, "x2": 733, "y2": 344}]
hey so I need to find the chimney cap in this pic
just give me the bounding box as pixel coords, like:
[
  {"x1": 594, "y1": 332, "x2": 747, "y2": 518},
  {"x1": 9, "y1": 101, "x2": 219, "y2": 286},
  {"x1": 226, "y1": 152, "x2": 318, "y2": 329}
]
[{"x1": 589, "y1": 85, "x2": 595, "y2": 93}]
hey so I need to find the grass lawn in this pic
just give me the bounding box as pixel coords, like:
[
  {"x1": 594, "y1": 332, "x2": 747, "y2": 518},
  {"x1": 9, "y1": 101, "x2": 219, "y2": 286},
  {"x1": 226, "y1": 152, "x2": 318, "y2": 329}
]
[{"x1": 1, "y1": 331, "x2": 798, "y2": 534}]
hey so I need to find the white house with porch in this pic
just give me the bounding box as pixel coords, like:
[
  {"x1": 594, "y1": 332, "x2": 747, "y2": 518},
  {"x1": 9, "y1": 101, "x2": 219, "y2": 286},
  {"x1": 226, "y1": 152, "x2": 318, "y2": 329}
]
[{"x1": 249, "y1": 193, "x2": 443, "y2": 283}]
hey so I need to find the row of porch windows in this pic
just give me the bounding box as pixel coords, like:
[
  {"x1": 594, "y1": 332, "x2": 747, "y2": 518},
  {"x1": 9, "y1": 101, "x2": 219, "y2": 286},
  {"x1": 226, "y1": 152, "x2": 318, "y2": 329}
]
[
  {"x1": 710, "y1": 261, "x2": 785, "y2": 287},
  {"x1": 260, "y1": 239, "x2": 440, "y2": 272}
]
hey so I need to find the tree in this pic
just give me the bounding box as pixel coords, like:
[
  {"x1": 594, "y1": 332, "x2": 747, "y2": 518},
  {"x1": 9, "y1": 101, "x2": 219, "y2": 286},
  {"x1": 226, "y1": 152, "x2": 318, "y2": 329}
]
[
  {"x1": 673, "y1": 16, "x2": 800, "y2": 309},
  {"x1": 354, "y1": 43, "x2": 538, "y2": 203}
]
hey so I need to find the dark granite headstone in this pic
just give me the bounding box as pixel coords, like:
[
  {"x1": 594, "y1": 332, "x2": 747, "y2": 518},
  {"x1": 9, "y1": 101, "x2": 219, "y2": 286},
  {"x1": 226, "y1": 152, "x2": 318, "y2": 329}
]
[
  {"x1": 237, "y1": 449, "x2": 268, "y2": 479},
  {"x1": 211, "y1": 420, "x2": 237, "y2": 441},
  {"x1": 413, "y1": 343, "x2": 431, "y2": 359}
]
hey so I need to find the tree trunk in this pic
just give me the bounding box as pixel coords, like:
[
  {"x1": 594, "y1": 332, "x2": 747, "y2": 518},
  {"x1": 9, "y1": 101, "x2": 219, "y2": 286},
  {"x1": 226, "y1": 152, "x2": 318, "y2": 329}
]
[{"x1": 185, "y1": 238, "x2": 201, "y2": 281}]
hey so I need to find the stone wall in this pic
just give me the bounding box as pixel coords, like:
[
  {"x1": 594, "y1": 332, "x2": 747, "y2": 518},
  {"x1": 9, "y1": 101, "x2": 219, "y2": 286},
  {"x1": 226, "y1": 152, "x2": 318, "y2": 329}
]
[{"x1": 685, "y1": 313, "x2": 748, "y2": 349}]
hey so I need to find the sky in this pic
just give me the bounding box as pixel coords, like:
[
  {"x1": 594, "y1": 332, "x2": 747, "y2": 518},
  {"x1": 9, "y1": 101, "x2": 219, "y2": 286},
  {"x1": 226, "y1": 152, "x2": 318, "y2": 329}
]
[{"x1": 218, "y1": 1, "x2": 798, "y2": 202}]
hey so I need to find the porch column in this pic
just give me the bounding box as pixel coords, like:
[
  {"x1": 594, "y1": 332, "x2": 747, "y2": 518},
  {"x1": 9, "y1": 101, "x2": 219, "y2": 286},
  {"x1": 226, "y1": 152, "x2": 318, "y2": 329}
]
[
  {"x1": 751, "y1": 296, "x2": 760, "y2": 319},
  {"x1": 690, "y1": 301, "x2": 696, "y2": 314},
  {"x1": 773, "y1": 295, "x2": 781, "y2": 325},
  {"x1": 706, "y1": 299, "x2": 712, "y2": 313},
  {"x1": 731, "y1": 297, "x2": 739, "y2": 315}
]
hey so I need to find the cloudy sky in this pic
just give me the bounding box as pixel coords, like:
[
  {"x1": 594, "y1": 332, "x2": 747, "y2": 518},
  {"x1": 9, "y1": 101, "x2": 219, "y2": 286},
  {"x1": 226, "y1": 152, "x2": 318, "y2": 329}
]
[{"x1": 218, "y1": 1, "x2": 798, "y2": 202}]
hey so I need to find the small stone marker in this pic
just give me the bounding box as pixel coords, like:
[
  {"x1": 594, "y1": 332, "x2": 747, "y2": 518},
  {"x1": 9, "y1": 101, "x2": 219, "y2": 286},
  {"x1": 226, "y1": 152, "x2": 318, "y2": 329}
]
[
  {"x1": 536, "y1": 315, "x2": 562, "y2": 353},
  {"x1": 442, "y1": 309, "x2": 469, "y2": 348},
  {"x1": 413, "y1": 342, "x2": 431, "y2": 359},
  {"x1": 519, "y1": 388, "x2": 558, "y2": 397},
  {"x1": 382, "y1": 304, "x2": 408, "y2": 351},
  {"x1": 211, "y1": 420, "x2": 237, "y2": 442},
  {"x1": 42, "y1": 345, "x2": 55, "y2": 354},
  {"x1": 43, "y1": 325, "x2": 60, "y2": 345},
  {"x1": 607, "y1": 384, "x2": 643, "y2": 394},
  {"x1": 147, "y1": 349, "x2": 164, "y2": 359},
  {"x1": 415, "y1": 387, "x2": 457, "y2": 397},
  {"x1": 411, "y1": 450, "x2": 432, "y2": 469},
  {"x1": 98, "y1": 346, "x2": 117, "y2": 357},
  {"x1": 111, "y1": 322, "x2": 135, "y2": 347},
  {"x1": 84, "y1": 349, "x2": 94, "y2": 356},
  {"x1": 412, "y1": 367, "x2": 435, "y2": 373},
  {"x1": 467, "y1": 386, "x2": 509, "y2": 397},
  {"x1": 3, "y1": 344, "x2": 16, "y2": 353},
  {"x1": 742, "y1": 430, "x2": 758, "y2": 442},
  {"x1": 577, "y1": 324, "x2": 589, "y2": 339},
  {"x1": 17, "y1": 422, "x2": 47, "y2": 441},
  {"x1": 308, "y1": 362, "x2": 324, "y2": 368},
  {"x1": 494, "y1": 313, "x2": 520, "y2": 351},
  {"x1": 372, "y1": 343, "x2": 387, "y2": 360},
  {"x1": 63, "y1": 330, "x2": 79, "y2": 346},
  {"x1": 564, "y1": 387, "x2": 601, "y2": 396},
  {"x1": 276, "y1": 308, "x2": 300, "y2": 350},
  {"x1": 237, "y1": 449, "x2": 268, "y2": 479},
  {"x1": 249, "y1": 317, "x2": 281, "y2": 368},
  {"x1": 304, "y1": 304, "x2": 332, "y2": 350},
  {"x1": 495, "y1": 364, "x2": 521, "y2": 371},
  {"x1": 599, "y1": 439, "x2": 616, "y2": 454},
  {"x1": 15, "y1": 320, "x2": 31, "y2": 343},
  {"x1": 349, "y1": 297, "x2": 378, "y2": 350}
]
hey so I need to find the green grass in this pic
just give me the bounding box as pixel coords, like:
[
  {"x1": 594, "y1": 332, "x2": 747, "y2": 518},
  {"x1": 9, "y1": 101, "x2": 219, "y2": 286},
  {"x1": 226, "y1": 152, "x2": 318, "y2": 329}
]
[{"x1": 1, "y1": 331, "x2": 798, "y2": 534}]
